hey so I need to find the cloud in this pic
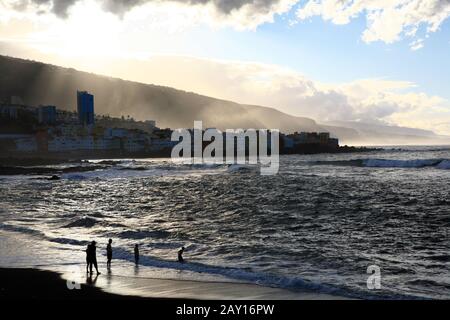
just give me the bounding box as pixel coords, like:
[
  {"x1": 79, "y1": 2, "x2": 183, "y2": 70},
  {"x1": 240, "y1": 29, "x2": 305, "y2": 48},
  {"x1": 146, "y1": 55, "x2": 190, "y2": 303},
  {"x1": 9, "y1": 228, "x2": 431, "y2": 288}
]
[
  {"x1": 3, "y1": 0, "x2": 449, "y2": 45},
  {"x1": 1, "y1": 0, "x2": 298, "y2": 28},
  {"x1": 409, "y1": 38, "x2": 425, "y2": 50},
  {"x1": 102, "y1": 0, "x2": 293, "y2": 16},
  {"x1": 2, "y1": 0, "x2": 73, "y2": 17},
  {"x1": 90, "y1": 55, "x2": 450, "y2": 134},
  {"x1": 297, "y1": 0, "x2": 450, "y2": 46}
]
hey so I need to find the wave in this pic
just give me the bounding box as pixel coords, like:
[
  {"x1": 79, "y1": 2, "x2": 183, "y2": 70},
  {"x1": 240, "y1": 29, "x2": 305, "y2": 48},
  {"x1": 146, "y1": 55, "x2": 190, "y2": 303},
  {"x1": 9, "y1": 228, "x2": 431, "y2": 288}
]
[
  {"x1": 110, "y1": 247, "x2": 350, "y2": 296},
  {"x1": 311, "y1": 160, "x2": 364, "y2": 167},
  {"x1": 50, "y1": 237, "x2": 89, "y2": 246},
  {"x1": 118, "y1": 166, "x2": 149, "y2": 171},
  {"x1": 362, "y1": 159, "x2": 444, "y2": 168},
  {"x1": 385, "y1": 146, "x2": 450, "y2": 153},
  {"x1": 0, "y1": 223, "x2": 329, "y2": 294},
  {"x1": 227, "y1": 164, "x2": 259, "y2": 173},
  {"x1": 117, "y1": 230, "x2": 171, "y2": 240},
  {"x1": 426, "y1": 254, "x2": 450, "y2": 262},
  {"x1": 0, "y1": 164, "x2": 107, "y2": 176},
  {"x1": 64, "y1": 174, "x2": 90, "y2": 180},
  {"x1": 0, "y1": 223, "x2": 46, "y2": 237},
  {"x1": 407, "y1": 279, "x2": 450, "y2": 291},
  {"x1": 108, "y1": 247, "x2": 411, "y2": 299},
  {"x1": 0, "y1": 223, "x2": 90, "y2": 246},
  {"x1": 59, "y1": 162, "x2": 229, "y2": 180},
  {"x1": 1, "y1": 160, "x2": 235, "y2": 179},
  {"x1": 0, "y1": 222, "x2": 421, "y2": 299},
  {"x1": 312, "y1": 158, "x2": 450, "y2": 169},
  {"x1": 63, "y1": 217, "x2": 98, "y2": 228},
  {"x1": 436, "y1": 160, "x2": 450, "y2": 169},
  {"x1": 61, "y1": 168, "x2": 162, "y2": 180}
]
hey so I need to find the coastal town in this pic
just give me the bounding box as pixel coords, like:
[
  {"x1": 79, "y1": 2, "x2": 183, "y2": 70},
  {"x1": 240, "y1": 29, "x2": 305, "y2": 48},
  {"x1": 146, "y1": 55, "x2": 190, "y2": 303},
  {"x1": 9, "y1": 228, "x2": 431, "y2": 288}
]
[{"x1": 0, "y1": 91, "x2": 344, "y2": 162}]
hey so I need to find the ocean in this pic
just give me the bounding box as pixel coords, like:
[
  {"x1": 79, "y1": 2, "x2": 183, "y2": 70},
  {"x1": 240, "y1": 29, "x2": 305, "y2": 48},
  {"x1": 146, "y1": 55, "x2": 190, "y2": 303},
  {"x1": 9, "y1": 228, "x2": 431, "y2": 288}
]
[{"x1": 0, "y1": 146, "x2": 449, "y2": 299}]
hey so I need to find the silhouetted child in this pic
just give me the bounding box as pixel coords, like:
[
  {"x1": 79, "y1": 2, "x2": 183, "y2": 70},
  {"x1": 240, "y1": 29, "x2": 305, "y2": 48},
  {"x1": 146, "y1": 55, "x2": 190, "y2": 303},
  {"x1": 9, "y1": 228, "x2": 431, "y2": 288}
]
[
  {"x1": 178, "y1": 247, "x2": 185, "y2": 263},
  {"x1": 134, "y1": 244, "x2": 139, "y2": 265},
  {"x1": 106, "y1": 239, "x2": 113, "y2": 268}
]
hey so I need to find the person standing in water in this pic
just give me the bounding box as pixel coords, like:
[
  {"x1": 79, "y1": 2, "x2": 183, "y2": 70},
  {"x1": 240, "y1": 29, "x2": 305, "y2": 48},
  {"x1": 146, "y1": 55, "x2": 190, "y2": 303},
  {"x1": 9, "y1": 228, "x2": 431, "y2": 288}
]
[
  {"x1": 106, "y1": 239, "x2": 113, "y2": 269},
  {"x1": 134, "y1": 244, "x2": 139, "y2": 265},
  {"x1": 87, "y1": 241, "x2": 101, "y2": 275},
  {"x1": 178, "y1": 247, "x2": 185, "y2": 263}
]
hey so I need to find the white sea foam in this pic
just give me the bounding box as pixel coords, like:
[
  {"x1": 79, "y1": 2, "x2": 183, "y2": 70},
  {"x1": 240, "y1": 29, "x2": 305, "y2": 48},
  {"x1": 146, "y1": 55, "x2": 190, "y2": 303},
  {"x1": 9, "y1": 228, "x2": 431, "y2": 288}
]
[{"x1": 361, "y1": 158, "x2": 450, "y2": 169}]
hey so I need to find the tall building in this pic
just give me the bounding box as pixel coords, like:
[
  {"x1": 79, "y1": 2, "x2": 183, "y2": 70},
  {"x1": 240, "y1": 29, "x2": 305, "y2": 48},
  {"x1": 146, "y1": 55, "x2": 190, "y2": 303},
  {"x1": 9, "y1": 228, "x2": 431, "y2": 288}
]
[
  {"x1": 38, "y1": 105, "x2": 56, "y2": 124},
  {"x1": 77, "y1": 91, "x2": 94, "y2": 126}
]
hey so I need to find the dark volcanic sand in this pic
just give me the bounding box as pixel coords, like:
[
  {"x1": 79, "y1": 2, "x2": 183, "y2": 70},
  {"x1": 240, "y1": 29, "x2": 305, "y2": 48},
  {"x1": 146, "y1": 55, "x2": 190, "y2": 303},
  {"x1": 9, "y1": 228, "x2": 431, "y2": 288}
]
[{"x1": 0, "y1": 268, "x2": 150, "y2": 300}]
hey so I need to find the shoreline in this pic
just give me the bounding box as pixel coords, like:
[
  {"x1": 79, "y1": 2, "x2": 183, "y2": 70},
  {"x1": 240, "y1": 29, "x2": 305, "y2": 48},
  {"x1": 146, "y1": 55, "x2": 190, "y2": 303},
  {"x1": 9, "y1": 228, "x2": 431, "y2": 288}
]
[
  {"x1": 0, "y1": 268, "x2": 151, "y2": 300},
  {"x1": 0, "y1": 267, "x2": 351, "y2": 300},
  {"x1": 0, "y1": 231, "x2": 350, "y2": 300},
  {"x1": 0, "y1": 147, "x2": 380, "y2": 168}
]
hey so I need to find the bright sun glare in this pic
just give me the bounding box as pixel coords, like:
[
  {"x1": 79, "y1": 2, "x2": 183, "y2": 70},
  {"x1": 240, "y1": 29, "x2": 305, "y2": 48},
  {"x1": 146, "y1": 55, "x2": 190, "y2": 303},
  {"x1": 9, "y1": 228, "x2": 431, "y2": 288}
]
[{"x1": 31, "y1": 1, "x2": 122, "y2": 58}]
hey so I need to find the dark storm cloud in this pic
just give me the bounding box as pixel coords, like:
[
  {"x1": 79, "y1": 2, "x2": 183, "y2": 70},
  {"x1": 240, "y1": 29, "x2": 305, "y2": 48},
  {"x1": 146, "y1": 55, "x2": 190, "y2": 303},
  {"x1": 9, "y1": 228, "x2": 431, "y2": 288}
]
[
  {"x1": 8, "y1": 0, "x2": 75, "y2": 17},
  {"x1": 14, "y1": 0, "x2": 287, "y2": 17}
]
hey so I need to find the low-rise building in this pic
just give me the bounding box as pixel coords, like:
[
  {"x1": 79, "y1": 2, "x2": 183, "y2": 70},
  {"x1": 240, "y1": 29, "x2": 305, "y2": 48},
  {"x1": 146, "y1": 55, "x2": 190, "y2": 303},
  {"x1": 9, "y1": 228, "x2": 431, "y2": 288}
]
[
  {"x1": 283, "y1": 131, "x2": 339, "y2": 151},
  {"x1": 0, "y1": 105, "x2": 19, "y2": 119},
  {"x1": 38, "y1": 105, "x2": 57, "y2": 125}
]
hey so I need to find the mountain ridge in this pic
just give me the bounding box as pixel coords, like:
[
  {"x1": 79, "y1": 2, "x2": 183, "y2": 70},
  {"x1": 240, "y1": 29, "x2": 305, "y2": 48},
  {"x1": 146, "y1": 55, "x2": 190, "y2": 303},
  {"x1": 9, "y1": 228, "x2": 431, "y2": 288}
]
[{"x1": 1, "y1": 54, "x2": 447, "y2": 145}]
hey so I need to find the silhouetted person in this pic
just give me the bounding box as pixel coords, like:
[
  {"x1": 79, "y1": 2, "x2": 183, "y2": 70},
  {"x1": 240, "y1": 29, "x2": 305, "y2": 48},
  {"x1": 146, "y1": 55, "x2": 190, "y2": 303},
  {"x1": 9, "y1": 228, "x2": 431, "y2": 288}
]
[
  {"x1": 178, "y1": 247, "x2": 185, "y2": 263},
  {"x1": 106, "y1": 239, "x2": 113, "y2": 268},
  {"x1": 85, "y1": 243, "x2": 91, "y2": 273},
  {"x1": 134, "y1": 244, "x2": 139, "y2": 265},
  {"x1": 87, "y1": 241, "x2": 101, "y2": 274}
]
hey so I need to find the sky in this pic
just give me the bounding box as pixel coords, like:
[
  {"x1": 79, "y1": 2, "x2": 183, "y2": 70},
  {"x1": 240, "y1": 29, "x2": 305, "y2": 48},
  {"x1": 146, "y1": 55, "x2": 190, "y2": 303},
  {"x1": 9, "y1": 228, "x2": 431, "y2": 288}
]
[{"x1": 0, "y1": 0, "x2": 450, "y2": 134}]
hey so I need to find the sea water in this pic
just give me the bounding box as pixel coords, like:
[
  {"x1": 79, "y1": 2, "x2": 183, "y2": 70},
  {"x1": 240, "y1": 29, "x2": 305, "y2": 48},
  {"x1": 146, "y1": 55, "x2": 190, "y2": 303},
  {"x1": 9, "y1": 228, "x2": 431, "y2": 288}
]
[{"x1": 0, "y1": 146, "x2": 449, "y2": 299}]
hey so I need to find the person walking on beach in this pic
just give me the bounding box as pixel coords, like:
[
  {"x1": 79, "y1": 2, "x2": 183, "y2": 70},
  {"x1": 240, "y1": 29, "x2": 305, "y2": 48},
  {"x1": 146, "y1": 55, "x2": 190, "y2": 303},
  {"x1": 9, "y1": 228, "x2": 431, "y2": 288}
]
[
  {"x1": 134, "y1": 244, "x2": 139, "y2": 265},
  {"x1": 85, "y1": 243, "x2": 91, "y2": 273},
  {"x1": 87, "y1": 241, "x2": 101, "y2": 275},
  {"x1": 178, "y1": 247, "x2": 185, "y2": 263},
  {"x1": 106, "y1": 239, "x2": 113, "y2": 269}
]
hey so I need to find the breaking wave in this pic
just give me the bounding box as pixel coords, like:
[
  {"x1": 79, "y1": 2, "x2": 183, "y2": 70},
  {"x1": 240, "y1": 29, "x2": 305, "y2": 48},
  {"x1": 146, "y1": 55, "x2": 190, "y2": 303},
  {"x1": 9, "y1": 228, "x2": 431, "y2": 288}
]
[
  {"x1": 63, "y1": 217, "x2": 98, "y2": 228},
  {"x1": 312, "y1": 158, "x2": 450, "y2": 169},
  {"x1": 117, "y1": 230, "x2": 171, "y2": 239},
  {"x1": 107, "y1": 247, "x2": 408, "y2": 299},
  {"x1": 362, "y1": 159, "x2": 445, "y2": 168}
]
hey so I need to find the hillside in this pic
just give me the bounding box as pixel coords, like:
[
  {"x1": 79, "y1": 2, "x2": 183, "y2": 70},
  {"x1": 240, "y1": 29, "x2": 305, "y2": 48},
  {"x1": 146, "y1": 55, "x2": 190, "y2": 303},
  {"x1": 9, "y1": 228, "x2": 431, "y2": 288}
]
[
  {"x1": 0, "y1": 55, "x2": 358, "y2": 138},
  {"x1": 1, "y1": 54, "x2": 447, "y2": 145}
]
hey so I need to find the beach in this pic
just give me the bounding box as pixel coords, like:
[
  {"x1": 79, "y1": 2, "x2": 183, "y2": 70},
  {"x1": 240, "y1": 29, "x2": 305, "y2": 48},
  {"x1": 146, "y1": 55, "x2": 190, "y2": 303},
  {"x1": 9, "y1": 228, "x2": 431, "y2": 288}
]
[
  {"x1": 0, "y1": 268, "x2": 148, "y2": 300},
  {"x1": 0, "y1": 230, "x2": 347, "y2": 300},
  {"x1": 0, "y1": 267, "x2": 347, "y2": 300}
]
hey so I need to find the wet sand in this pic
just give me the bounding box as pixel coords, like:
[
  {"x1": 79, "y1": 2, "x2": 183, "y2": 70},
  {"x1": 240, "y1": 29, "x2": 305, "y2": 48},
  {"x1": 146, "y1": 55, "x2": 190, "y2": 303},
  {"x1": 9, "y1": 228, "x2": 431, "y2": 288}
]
[
  {"x1": 0, "y1": 267, "x2": 348, "y2": 300},
  {"x1": 0, "y1": 268, "x2": 148, "y2": 300},
  {"x1": 58, "y1": 267, "x2": 347, "y2": 300}
]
